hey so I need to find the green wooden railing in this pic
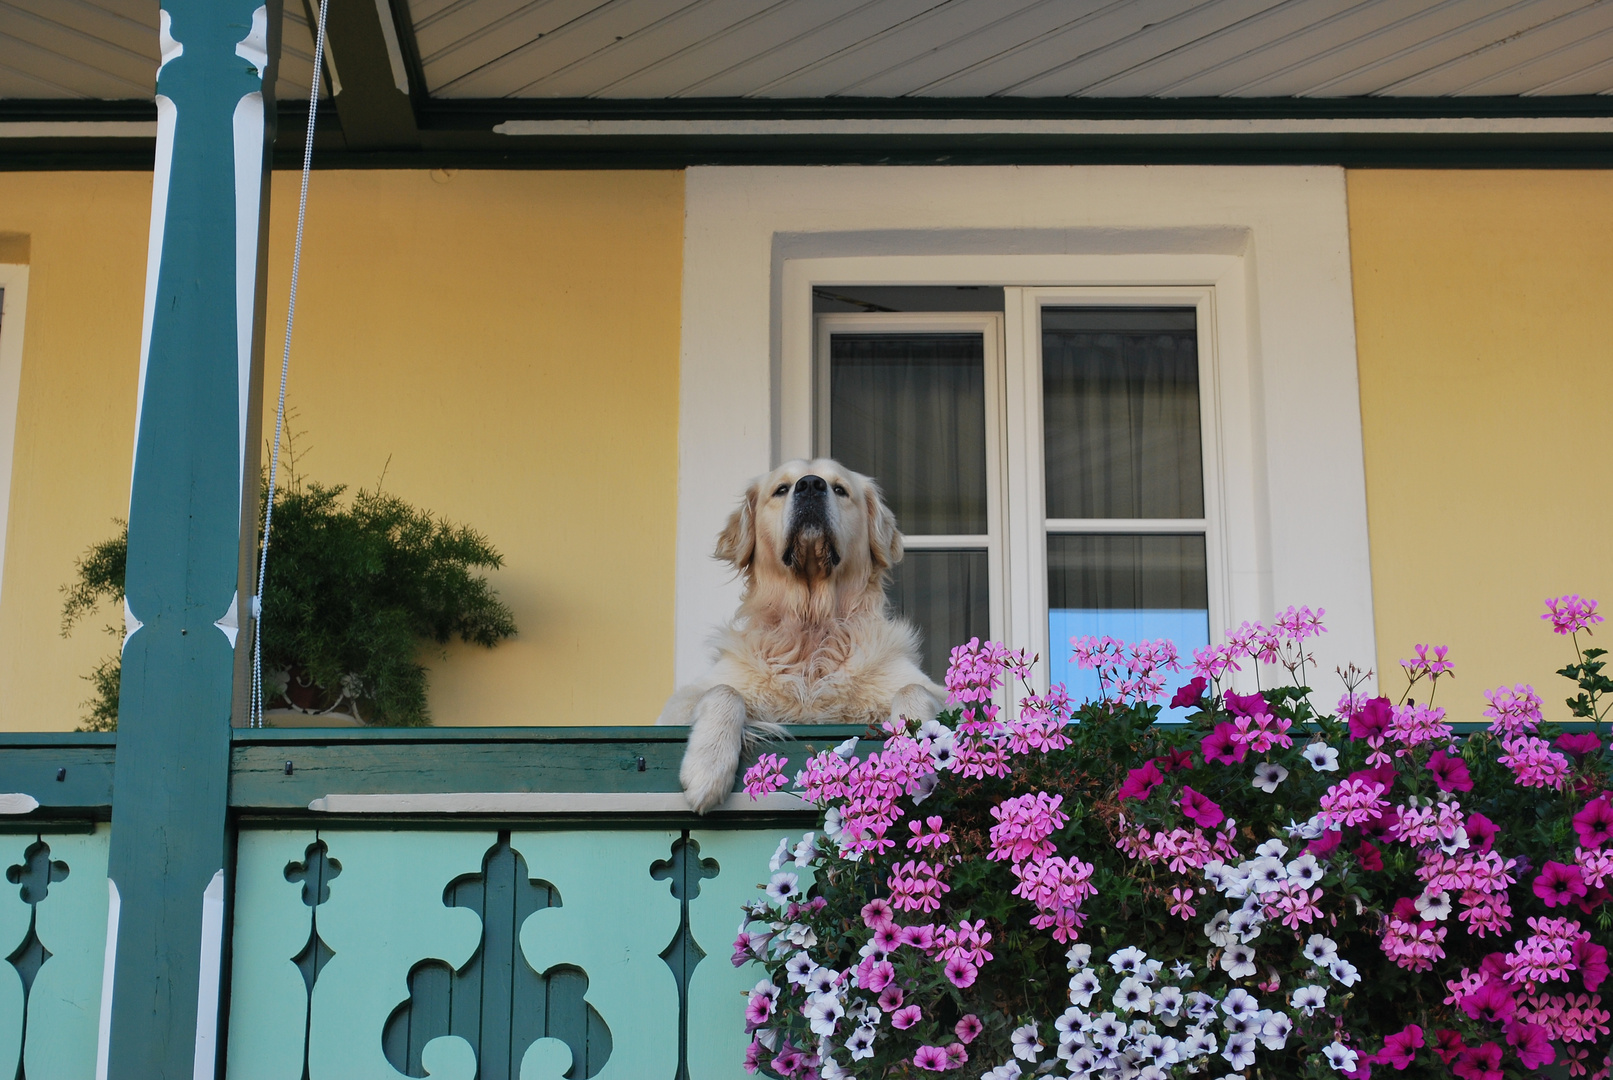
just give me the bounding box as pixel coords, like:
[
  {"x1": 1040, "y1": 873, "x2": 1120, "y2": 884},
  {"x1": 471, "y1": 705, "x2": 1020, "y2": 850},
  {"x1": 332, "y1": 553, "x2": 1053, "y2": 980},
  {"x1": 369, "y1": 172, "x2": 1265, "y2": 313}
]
[{"x1": 0, "y1": 726, "x2": 863, "y2": 1080}]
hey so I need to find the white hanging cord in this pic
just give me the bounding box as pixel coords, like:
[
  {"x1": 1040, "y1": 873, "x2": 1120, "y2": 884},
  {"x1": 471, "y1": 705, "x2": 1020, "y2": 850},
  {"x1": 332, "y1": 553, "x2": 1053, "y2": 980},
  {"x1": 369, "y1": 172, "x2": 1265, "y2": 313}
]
[{"x1": 251, "y1": 0, "x2": 329, "y2": 728}]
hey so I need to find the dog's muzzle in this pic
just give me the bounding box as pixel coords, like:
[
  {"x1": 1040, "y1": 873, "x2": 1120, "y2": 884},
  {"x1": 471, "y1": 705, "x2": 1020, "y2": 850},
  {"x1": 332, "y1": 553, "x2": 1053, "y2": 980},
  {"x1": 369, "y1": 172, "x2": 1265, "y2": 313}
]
[{"x1": 782, "y1": 474, "x2": 841, "y2": 573}]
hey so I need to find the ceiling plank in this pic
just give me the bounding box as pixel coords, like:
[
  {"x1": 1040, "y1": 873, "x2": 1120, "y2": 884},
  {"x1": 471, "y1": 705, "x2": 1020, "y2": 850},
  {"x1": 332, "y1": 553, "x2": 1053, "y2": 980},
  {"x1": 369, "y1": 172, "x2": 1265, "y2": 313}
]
[{"x1": 1379, "y1": 0, "x2": 1613, "y2": 94}]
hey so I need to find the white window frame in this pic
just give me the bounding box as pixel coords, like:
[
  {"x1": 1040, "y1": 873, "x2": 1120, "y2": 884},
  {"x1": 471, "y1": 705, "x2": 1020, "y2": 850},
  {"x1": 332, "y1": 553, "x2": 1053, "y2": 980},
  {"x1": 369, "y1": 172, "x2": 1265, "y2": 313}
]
[
  {"x1": 802, "y1": 284, "x2": 1233, "y2": 694},
  {"x1": 0, "y1": 263, "x2": 30, "y2": 615},
  {"x1": 814, "y1": 311, "x2": 1008, "y2": 646},
  {"x1": 677, "y1": 166, "x2": 1375, "y2": 698}
]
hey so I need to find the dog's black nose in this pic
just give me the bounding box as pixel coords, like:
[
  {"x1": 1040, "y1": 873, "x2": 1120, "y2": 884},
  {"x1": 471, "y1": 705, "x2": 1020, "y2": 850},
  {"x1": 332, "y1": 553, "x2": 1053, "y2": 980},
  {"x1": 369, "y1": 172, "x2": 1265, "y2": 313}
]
[{"x1": 794, "y1": 475, "x2": 828, "y2": 496}]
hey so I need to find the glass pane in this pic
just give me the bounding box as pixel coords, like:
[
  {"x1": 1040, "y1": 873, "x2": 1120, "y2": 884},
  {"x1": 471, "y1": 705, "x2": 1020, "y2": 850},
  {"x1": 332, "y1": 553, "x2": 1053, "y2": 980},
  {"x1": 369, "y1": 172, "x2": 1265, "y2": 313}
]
[
  {"x1": 1047, "y1": 534, "x2": 1209, "y2": 720},
  {"x1": 888, "y1": 549, "x2": 990, "y2": 685},
  {"x1": 1042, "y1": 307, "x2": 1204, "y2": 520},
  {"x1": 830, "y1": 333, "x2": 988, "y2": 535}
]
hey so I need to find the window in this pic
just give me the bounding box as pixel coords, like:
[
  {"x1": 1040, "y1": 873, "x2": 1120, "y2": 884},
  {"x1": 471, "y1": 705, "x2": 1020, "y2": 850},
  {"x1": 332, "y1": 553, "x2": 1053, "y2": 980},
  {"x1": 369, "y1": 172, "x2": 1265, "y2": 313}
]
[{"x1": 815, "y1": 287, "x2": 1221, "y2": 711}]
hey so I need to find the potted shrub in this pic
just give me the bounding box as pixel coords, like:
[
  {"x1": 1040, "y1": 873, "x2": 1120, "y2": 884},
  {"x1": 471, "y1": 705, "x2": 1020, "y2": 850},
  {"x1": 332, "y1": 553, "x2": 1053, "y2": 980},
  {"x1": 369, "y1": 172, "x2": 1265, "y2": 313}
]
[{"x1": 61, "y1": 471, "x2": 515, "y2": 729}]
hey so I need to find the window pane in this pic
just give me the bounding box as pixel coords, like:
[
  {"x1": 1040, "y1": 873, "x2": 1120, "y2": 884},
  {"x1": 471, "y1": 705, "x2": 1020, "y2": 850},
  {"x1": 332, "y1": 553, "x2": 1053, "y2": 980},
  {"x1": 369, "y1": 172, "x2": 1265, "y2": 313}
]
[
  {"x1": 1042, "y1": 307, "x2": 1204, "y2": 520},
  {"x1": 887, "y1": 549, "x2": 990, "y2": 685},
  {"x1": 830, "y1": 334, "x2": 988, "y2": 535},
  {"x1": 1047, "y1": 534, "x2": 1209, "y2": 718}
]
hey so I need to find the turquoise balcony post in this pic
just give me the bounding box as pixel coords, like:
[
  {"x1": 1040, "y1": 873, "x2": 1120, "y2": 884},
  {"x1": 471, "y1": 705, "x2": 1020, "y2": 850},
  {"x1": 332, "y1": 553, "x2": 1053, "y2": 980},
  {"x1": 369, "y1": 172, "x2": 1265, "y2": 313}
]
[{"x1": 106, "y1": 2, "x2": 278, "y2": 1076}]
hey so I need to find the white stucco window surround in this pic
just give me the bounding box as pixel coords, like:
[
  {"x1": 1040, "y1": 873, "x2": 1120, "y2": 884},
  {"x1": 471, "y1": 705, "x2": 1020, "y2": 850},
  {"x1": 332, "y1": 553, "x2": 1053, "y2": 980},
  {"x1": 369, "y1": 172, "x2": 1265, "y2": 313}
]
[{"x1": 676, "y1": 165, "x2": 1375, "y2": 698}]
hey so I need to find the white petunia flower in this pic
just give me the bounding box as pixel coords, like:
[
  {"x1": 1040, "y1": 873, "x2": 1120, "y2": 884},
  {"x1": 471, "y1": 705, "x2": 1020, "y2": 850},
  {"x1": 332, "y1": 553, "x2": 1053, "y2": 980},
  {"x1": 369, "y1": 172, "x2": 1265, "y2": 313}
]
[
  {"x1": 844, "y1": 1026, "x2": 877, "y2": 1061},
  {"x1": 1109, "y1": 946, "x2": 1148, "y2": 975},
  {"x1": 1221, "y1": 989, "x2": 1260, "y2": 1020},
  {"x1": 1056, "y1": 1007, "x2": 1087, "y2": 1033},
  {"x1": 1228, "y1": 907, "x2": 1264, "y2": 943},
  {"x1": 1171, "y1": 960, "x2": 1194, "y2": 981},
  {"x1": 1068, "y1": 969, "x2": 1102, "y2": 1006},
  {"x1": 1184, "y1": 992, "x2": 1219, "y2": 1024},
  {"x1": 785, "y1": 952, "x2": 816, "y2": 985},
  {"x1": 1303, "y1": 935, "x2": 1340, "y2": 966},
  {"x1": 1255, "y1": 839, "x2": 1289, "y2": 859},
  {"x1": 1438, "y1": 829, "x2": 1470, "y2": 856},
  {"x1": 1181, "y1": 1028, "x2": 1217, "y2": 1058},
  {"x1": 1303, "y1": 742, "x2": 1340, "y2": 771},
  {"x1": 793, "y1": 832, "x2": 818, "y2": 866},
  {"x1": 783, "y1": 923, "x2": 816, "y2": 949},
  {"x1": 822, "y1": 805, "x2": 845, "y2": 844},
  {"x1": 805, "y1": 966, "x2": 839, "y2": 995},
  {"x1": 1260, "y1": 1011, "x2": 1293, "y2": 1050},
  {"x1": 832, "y1": 735, "x2": 860, "y2": 760},
  {"x1": 1114, "y1": 977, "x2": 1153, "y2": 1014},
  {"x1": 1010, "y1": 1023, "x2": 1043, "y2": 1062},
  {"x1": 1322, "y1": 1041, "x2": 1359, "y2": 1072},
  {"x1": 981, "y1": 1063, "x2": 1022, "y2": 1080},
  {"x1": 1247, "y1": 857, "x2": 1287, "y2": 895},
  {"x1": 1221, "y1": 944, "x2": 1257, "y2": 979},
  {"x1": 766, "y1": 871, "x2": 800, "y2": 903},
  {"x1": 1285, "y1": 853, "x2": 1324, "y2": 889},
  {"x1": 1204, "y1": 910, "x2": 1236, "y2": 947},
  {"x1": 1153, "y1": 986, "x2": 1184, "y2": 1018},
  {"x1": 805, "y1": 992, "x2": 845, "y2": 1036},
  {"x1": 819, "y1": 1056, "x2": 852, "y2": 1080},
  {"x1": 1222, "y1": 1033, "x2": 1257, "y2": 1070},
  {"x1": 1290, "y1": 984, "x2": 1327, "y2": 1015},
  {"x1": 1416, "y1": 890, "x2": 1454, "y2": 921},
  {"x1": 770, "y1": 837, "x2": 792, "y2": 872},
  {"x1": 1066, "y1": 943, "x2": 1093, "y2": 970},
  {"x1": 1090, "y1": 1012, "x2": 1126, "y2": 1049},
  {"x1": 1251, "y1": 762, "x2": 1288, "y2": 793},
  {"x1": 1328, "y1": 959, "x2": 1360, "y2": 987}
]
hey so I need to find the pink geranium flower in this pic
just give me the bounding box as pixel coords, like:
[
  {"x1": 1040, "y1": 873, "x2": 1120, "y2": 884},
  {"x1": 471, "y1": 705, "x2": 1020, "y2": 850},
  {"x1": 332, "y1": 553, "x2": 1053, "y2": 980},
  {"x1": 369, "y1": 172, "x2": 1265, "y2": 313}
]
[
  {"x1": 1544, "y1": 595, "x2": 1604, "y2": 636},
  {"x1": 1179, "y1": 786, "x2": 1224, "y2": 828},
  {"x1": 1426, "y1": 749, "x2": 1473, "y2": 792},
  {"x1": 1535, "y1": 861, "x2": 1589, "y2": 907}
]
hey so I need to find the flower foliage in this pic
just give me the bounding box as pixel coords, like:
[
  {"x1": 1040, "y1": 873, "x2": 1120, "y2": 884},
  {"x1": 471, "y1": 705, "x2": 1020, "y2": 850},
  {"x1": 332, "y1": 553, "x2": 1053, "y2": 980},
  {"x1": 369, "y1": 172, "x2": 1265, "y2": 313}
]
[{"x1": 738, "y1": 601, "x2": 1613, "y2": 1080}]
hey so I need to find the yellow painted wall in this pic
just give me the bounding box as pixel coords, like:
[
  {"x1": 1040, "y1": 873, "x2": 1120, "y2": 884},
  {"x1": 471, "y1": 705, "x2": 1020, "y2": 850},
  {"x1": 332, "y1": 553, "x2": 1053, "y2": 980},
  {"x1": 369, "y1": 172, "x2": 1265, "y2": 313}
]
[
  {"x1": 0, "y1": 169, "x2": 684, "y2": 729},
  {"x1": 1348, "y1": 171, "x2": 1613, "y2": 724}
]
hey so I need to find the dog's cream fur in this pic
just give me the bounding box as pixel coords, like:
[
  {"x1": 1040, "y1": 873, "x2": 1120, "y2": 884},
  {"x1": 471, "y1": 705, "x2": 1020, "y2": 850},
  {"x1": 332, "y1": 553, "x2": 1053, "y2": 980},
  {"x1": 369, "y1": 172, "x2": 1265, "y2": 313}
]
[{"x1": 660, "y1": 459, "x2": 944, "y2": 811}]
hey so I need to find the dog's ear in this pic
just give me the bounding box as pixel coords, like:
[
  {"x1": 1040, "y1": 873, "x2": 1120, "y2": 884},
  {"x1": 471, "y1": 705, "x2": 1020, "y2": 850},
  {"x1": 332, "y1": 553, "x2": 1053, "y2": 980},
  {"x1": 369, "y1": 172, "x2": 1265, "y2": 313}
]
[
  {"x1": 864, "y1": 479, "x2": 903, "y2": 571},
  {"x1": 715, "y1": 480, "x2": 759, "y2": 570}
]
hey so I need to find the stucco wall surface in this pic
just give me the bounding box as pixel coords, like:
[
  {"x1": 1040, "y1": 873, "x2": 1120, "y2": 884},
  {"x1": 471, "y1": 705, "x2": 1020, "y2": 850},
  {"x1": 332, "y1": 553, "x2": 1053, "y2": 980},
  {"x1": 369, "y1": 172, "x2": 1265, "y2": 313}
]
[
  {"x1": 0, "y1": 169, "x2": 684, "y2": 730},
  {"x1": 1348, "y1": 170, "x2": 1613, "y2": 725}
]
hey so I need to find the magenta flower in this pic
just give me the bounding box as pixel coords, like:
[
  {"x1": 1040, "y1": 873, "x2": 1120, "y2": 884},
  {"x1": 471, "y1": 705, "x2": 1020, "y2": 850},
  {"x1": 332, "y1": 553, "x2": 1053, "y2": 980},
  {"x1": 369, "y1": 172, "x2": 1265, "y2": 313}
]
[
  {"x1": 1370, "y1": 1024, "x2": 1423, "y2": 1070},
  {"x1": 943, "y1": 956, "x2": 978, "y2": 988},
  {"x1": 860, "y1": 959, "x2": 895, "y2": 993},
  {"x1": 878, "y1": 985, "x2": 904, "y2": 1012},
  {"x1": 1355, "y1": 840, "x2": 1383, "y2": 872},
  {"x1": 743, "y1": 1039, "x2": 766, "y2": 1074},
  {"x1": 954, "y1": 1015, "x2": 982, "y2": 1044},
  {"x1": 911, "y1": 1045, "x2": 950, "y2": 1071},
  {"x1": 1178, "y1": 786, "x2": 1224, "y2": 828},
  {"x1": 1200, "y1": 722, "x2": 1248, "y2": 765},
  {"x1": 1155, "y1": 747, "x2": 1195, "y2": 773},
  {"x1": 1460, "y1": 980, "x2": 1516, "y2": 1024},
  {"x1": 1577, "y1": 940, "x2": 1610, "y2": 991},
  {"x1": 731, "y1": 933, "x2": 752, "y2": 967},
  {"x1": 1170, "y1": 676, "x2": 1207, "y2": 708},
  {"x1": 1308, "y1": 829, "x2": 1341, "y2": 856},
  {"x1": 742, "y1": 753, "x2": 790, "y2": 799},
  {"x1": 898, "y1": 923, "x2": 936, "y2": 950},
  {"x1": 1452, "y1": 1042, "x2": 1502, "y2": 1080},
  {"x1": 1426, "y1": 750, "x2": 1473, "y2": 793},
  {"x1": 1544, "y1": 594, "x2": 1604, "y2": 636},
  {"x1": 1350, "y1": 696, "x2": 1393, "y2": 740},
  {"x1": 1118, "y1": 761, "x2": 1165, "y2": 801},
  {"x1": 943, "y1": 1043, "x2": 968, "y2": 1067},
  {"x1": 892, "y1": 1005, "x2": 922, "y2": 1030},
  {"x1": 1534, "y1": 861, "x2": 1588, "y2": 907},
  {"x1": 1574, "y1": 796, "x2": 1613, "y2": 849},
  {"x1": 1503, "y1": 1021, "x2": 1554, "y2": 1069},
  {"x1": 1465, "y1": 812, "x2": 1498, "y2": 852},
  {"x1": 1225, "y1": 690, "x2": 1267, "y2": 718},
  {"x1": 1558, "y1": 732, "x2": 1602, "y2": 759}
]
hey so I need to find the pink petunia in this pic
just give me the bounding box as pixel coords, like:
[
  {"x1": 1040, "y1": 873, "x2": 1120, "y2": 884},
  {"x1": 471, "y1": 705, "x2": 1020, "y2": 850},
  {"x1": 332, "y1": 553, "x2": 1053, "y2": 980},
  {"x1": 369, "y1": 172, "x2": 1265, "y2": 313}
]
[
  {"x1": 1578, "y1": 940, "x2": 1610, "y2": 991},
  {"x1": 1170, "y1": 677, "x2": 1207, "y2": 708},
  {"x1": 1426, "y1": 750, "x2": 1473, "y2": 793},
  {"x1": 1350, "y1": 696, "x2": 1394, "y2": 740},
  {"x1": 1118, "y1": 761, "x2": 1165, "y2": 801},
  {"x1": 1432, "y1": 1030, "x2": 1465, "y2": 1064},
  {"x1": 912, "y1": 1045, "x2": 950, "y2": 1071},
  {"x1": 955, "y1": 1015, "x2": 983, "y2": 1044},
  {"x1": 1225, "y1": 690, "x2": 1268, "y2": 718},
  {"x1": 1155, "y1": 747, "x2": 1196, "y2": 773},
  {"x1": 1178, "y1": 786, "x2": 1224, "y2": 828},
  {"x1": 1466, "y1": 812, "x2": 1498, "y2": 852},
  {"x1": 892, "y1": 1005, "x2": 923, "y2": 1030},
  {"x1": 1451, "y1": 1042, "x2": 1502, "y2": 1080},
  {"x1": 878, "y1": 986, "x2": 904, "y2": 1012},
  {"x1": 944, "y1": 956, "x2": 978, "y2": 988},
  {"x1": 1575, "y1": 796, "x2": 1613, "y2": 850},
  {"x1": 1200, "y1": 722, "x2": 1248, "y2": 765},
  {"x1": 1356, "y1": 840, "x2": 1384, "y2": 872},
  {"x1": 1504, "y1": 1021, "x2": 1555, "y2": 1069},
  {"x1": 943, "y1": 1043, "x2": 968, "y2": 1067},
  {"x1": 1559, "y1": 732, "x2": 1603, "y2": 759},
  {"x1": 861, "y1": 898, "x2": 895, "y2": 929},
  {"x1": 1460, "y1": 981, "x2": 1516, "y2": 1024},
  {"x1": 1370, "y1": 1025, "x2": 1423, "y2": 1070},
  {"x1": 1535, "y1": 861, "x2": 1589, "y2": 908}
]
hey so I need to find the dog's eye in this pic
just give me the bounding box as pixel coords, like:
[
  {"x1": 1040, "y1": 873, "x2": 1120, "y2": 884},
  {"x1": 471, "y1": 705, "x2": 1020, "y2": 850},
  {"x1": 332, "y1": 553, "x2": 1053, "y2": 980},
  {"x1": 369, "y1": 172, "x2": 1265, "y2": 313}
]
[
  {"x1": 832, "y1": 484, "x2": 848, "y2": 497},
  {"x1": 773, "y1": 484, "x2": 789, "y2": 497}
]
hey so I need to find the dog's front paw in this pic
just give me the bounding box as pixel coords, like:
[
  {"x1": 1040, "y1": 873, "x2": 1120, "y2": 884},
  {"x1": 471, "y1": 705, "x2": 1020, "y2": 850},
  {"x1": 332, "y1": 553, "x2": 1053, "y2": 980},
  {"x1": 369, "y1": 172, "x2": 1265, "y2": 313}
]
[
  {"x1": 889, "y1": 683, "x2": 943, "y2": 732},
  {"x1": 680, "y1": 685, "x2": 748, "y2": 814}
]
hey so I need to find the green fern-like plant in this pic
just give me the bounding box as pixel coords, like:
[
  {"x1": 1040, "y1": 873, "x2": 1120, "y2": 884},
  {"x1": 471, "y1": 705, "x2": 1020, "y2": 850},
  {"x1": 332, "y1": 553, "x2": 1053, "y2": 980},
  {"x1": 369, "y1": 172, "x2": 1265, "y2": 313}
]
[{"x1": 61, "y1": 478, "x2": 516, "y2": 729}]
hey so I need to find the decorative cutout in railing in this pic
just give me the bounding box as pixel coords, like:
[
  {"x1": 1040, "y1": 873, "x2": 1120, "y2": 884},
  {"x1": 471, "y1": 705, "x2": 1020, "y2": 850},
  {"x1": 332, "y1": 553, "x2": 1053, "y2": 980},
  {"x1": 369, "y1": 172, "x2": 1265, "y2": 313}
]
[
  {"x1": 0, "y1": 828, "x2": 110, "y2": 1080},
  {"x1": 227, "y1": 826, "x2": 787, "y2": 1080}
]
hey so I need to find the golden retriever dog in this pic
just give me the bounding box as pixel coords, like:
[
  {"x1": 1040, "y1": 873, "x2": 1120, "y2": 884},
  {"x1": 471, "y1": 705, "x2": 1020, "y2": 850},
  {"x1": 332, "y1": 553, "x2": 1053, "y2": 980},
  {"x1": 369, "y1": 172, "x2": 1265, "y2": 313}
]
[{"x1": 660, "y1": 459, "x2": 944, "y2": 812}]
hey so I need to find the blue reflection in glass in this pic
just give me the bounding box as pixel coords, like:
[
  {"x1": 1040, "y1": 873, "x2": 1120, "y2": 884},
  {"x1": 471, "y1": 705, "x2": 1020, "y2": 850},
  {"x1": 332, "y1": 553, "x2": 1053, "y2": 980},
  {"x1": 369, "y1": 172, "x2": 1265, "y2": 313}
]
[{"x1": 1048, "y1": 608, "x2": 1210, "y2": 724}]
